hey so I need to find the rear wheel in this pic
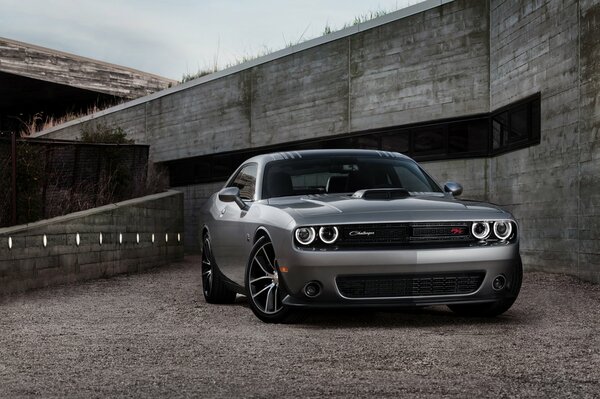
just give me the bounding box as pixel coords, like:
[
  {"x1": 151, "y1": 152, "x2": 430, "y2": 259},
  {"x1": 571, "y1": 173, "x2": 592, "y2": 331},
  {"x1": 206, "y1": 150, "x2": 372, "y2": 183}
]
[
  {"x1": 245, "y1": 236, "x2": 296, "y2": 323},
  {"x1": 448, "y1": 258, "x2": 523, "y2": 317},
  {"x1": 201, "y1": 234, "x2": 237, "y2": 304}
]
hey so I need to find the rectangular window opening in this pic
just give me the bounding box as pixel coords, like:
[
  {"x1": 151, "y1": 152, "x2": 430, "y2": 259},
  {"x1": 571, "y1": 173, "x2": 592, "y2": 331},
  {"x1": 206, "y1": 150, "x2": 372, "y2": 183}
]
[{"x1": 165, "y1": 93, "x2": 541, "y2": 186}]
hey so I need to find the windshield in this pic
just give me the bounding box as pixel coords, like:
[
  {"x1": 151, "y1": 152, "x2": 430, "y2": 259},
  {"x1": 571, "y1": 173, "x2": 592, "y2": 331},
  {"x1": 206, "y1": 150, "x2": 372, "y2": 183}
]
[{"x1": 262, "y1": 156, "x2": 442, "y2": 199}]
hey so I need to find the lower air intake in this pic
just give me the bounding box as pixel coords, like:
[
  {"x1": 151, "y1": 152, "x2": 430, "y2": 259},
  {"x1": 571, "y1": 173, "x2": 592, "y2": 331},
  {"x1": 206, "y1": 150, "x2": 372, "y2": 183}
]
[{"x1": 336, "y1": 272, "x2": 485, "y2": 298}]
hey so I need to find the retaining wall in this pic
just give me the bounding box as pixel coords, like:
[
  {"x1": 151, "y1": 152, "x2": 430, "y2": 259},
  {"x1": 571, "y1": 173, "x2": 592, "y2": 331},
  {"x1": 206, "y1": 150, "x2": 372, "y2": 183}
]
[
  {"x1": 0, "y1": 190, "x2": 184, "y2": 295},
  {"x1": 33, "y1": 0, "x2": 488, "y2": 165}
]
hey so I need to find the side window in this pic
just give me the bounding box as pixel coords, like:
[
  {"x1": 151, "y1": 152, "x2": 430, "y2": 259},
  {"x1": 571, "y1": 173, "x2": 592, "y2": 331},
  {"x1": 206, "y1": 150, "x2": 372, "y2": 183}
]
[{"x1": 229, "y1": 164, "x2": 257, "y2": 200}]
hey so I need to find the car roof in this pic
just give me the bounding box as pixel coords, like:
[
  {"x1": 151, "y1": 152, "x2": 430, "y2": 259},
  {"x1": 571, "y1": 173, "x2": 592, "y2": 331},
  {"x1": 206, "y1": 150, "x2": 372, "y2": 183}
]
[{"x1": 243, "y1": 149, "x2": 411, "y2": 164}]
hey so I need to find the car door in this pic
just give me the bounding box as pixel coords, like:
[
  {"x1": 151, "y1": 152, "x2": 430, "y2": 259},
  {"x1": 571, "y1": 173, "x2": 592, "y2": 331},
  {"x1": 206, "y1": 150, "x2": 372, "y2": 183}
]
[{"x1": 210, "y1": 163, "x2": 257, "y2": 285}]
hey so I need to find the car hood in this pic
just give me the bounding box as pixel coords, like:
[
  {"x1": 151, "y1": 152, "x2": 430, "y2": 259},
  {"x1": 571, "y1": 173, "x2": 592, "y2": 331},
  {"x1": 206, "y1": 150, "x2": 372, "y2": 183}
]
[{"x1": 265, "y1": 193, "x2": 511, "y2": 224}]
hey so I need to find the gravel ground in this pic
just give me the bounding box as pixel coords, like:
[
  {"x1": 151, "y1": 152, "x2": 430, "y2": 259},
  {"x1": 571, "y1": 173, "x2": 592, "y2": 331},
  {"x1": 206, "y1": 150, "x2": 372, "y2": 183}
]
[{"x1": 1, "y1": 256, "x2": 599, "y2": 398}]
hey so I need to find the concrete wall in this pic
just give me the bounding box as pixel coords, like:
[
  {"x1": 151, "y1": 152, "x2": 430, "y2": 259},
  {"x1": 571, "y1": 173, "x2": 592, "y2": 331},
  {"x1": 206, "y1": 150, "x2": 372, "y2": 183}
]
[
  {"x1": 424, "y1": 0, "x2": 600, "y2": 283},
  {"x1": 34, "y1": 0, "x2": 490, "y2": 164},
  {"x1": 578, "y1": 0, "x2": 600, "y2": 283},
  {"x1": 176, "y1": 182, "x2": 223, "y2": 250},
  {"x1": 0, "y1": 37, "x2": 175, "y2": 99},
  {"x1": 34, "y1": 0, "x2": 492, "y2": 251},
  {"x1": 487, "y1": 0, "x2": 598, "y2": 282},
  {"x1": 348, "y1": 1, "x2": 489, "y2": 131},
  {"x1": 0, "y1": 190, "x2": 184, "y2": 295},
  {"x1": 423, "y1": 158, "x2": 488, "y2": 201}
]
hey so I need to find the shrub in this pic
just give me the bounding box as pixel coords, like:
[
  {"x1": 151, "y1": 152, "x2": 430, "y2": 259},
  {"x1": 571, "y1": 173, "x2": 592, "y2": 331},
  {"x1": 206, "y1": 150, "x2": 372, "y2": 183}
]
[{"x1": 80, "y1": 123, "x2": 132, "y2": 144}]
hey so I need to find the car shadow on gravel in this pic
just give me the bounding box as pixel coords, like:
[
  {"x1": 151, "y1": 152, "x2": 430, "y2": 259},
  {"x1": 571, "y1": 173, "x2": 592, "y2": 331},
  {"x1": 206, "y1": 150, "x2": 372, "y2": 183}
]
[
  {"x1": 301, "y1": 307, "x2": 524, "y2": 328},
  {"x1": 227, "y1": 295, "x2": 527, "y2": 328},
  {"x1": 295, "y1": 307, "x2": 526, "y2": 329}
]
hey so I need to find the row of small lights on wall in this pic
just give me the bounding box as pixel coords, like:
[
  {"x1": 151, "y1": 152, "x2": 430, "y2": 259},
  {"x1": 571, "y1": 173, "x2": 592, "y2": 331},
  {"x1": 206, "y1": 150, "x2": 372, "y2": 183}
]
[{"x1": 6, "y1": 233, "x2": 182, "y2": 250}]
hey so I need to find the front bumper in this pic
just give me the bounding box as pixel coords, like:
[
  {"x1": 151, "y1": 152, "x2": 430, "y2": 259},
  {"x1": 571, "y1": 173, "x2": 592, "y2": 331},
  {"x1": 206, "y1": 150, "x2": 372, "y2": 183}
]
[{"x1": 277, "y1": 243, "x2": 521, "y2": 308}]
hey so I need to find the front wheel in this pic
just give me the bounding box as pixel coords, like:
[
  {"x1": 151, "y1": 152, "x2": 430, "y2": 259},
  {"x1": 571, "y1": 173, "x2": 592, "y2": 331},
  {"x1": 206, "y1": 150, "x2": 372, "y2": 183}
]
[
  {"x1": 448, "y1": 258, "x2": 523, "y2": 317},
  {"x1": 245, "y1": 236, "x2": 296, "y2": 323}
]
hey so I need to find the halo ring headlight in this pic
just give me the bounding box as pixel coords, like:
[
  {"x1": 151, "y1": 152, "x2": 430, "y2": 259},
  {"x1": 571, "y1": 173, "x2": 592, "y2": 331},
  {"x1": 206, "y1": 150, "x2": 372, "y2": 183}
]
[
  {"x1": 472, "y1": 222, "x2": 491, "y2": 240},
  {"x1": 318, "y1": 226, "x2": 339, "y2": 244},
  {"x1": 493, "y1": 221, "x2": 513, "y2": 240},
  {"x1": 295, "y1": 227, "x2": 316, "y2": 245}
]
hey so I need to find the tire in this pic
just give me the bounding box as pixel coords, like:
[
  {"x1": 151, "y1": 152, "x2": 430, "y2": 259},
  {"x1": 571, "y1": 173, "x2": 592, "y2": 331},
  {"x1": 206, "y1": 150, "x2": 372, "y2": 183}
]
[
  {"x1": 245, "y1": 236, "x2": 297, "y2": 323},
  {"x1": 201, "y1": 234, "x2": 237, "y2": 304},
  {"x1": 448, "y1": 258, "x2": 523, "y2": 317}
]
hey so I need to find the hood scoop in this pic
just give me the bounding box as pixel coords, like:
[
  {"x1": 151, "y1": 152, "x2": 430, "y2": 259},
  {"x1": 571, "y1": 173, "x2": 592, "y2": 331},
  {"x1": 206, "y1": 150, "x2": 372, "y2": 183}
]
[{"x1": 351, "y1": 188, "x2": 410, "y2": 200}]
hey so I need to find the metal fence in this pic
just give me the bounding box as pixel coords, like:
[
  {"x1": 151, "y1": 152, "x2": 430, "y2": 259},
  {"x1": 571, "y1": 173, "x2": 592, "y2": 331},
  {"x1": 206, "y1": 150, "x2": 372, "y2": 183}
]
[{"x1": 0, "y1": 137, "x2": 149, "y2": 227}]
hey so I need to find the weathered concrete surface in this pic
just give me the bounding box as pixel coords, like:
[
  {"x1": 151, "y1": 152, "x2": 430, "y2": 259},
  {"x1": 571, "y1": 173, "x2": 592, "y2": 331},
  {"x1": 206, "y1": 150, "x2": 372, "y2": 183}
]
[
  {"x1": 0, "y1": 191, "x2": 184, "y2": 295},
  {"x1": 426, "y1": 0, "x2": 600, "y2": 284},
  {"x1": 251, "y1": 40, "x2": 350, "y2": 147},
  {"x1": 38, "y1": 0, "x2": 492, "y2": 254},
  {"x1": 0, "y1": 37, "x2": 175, "y2": 99},
  {"x1": 148, "y1": 73, "x2": 253, "y2": 163},
  {"x1": 349, "y1": 0, "x2": 489, "y2": 131},
  {"x1": 486, "y1": 0, "x2": 600, "y2": 283},
  {"x1": 35, "y1": 0, "x2": 490, "y2": 164},
  {"x1": 578, "y1": 0, "x2": 600, "y2": 283},
  {"x1": 488, "y1": 0, "x2": 581, "y2": 277},
  {"x1": 423, "y1": 158, "x2": 488, "y2": 201},
  {"x1": 0, "y1": 257, "x2": 598, "y2": 398},
  {"x1": 176, "y1": 182, "x2": 223, "y2": 250}
]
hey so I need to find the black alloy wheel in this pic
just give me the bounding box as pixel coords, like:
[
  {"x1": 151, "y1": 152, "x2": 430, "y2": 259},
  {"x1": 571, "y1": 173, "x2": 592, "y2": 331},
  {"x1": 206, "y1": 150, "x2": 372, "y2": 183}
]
[{"x1": 245, "y1": 236, "x2": 296, "y2": 323}]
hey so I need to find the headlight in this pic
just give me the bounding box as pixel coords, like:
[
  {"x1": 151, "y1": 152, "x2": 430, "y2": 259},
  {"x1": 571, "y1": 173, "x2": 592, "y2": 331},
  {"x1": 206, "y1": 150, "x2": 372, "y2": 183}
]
[
  {"x1": 319, "y1": 226, "x2": 339, "y2": 244},
  {"x1": 295, "y1": 227, "x2": 316, "y2": 245},
  {"x1": 471, "y1": 222, "x2": 490, "y2": 240},
  {"x1": 493, "y1": 221, "x2": 513, "y2": 240}
]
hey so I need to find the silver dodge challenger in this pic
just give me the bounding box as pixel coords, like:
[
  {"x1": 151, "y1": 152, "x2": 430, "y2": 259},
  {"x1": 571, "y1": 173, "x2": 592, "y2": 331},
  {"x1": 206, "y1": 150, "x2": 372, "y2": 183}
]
[{"x1": 200, "y1": 149, "x2": 522, "y2": 323}]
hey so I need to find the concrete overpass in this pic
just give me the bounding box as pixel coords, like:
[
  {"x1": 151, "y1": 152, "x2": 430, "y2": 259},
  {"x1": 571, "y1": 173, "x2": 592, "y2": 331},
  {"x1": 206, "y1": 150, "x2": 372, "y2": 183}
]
[{"x1": 0, "y1": 37, "x2": 176, "y2": 134}]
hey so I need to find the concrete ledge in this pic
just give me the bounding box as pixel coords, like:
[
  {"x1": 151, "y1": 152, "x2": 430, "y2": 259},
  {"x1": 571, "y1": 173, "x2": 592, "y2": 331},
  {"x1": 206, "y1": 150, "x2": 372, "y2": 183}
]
[{"x1": 0, "y1": 190, "x2": 184, "y2": 296}]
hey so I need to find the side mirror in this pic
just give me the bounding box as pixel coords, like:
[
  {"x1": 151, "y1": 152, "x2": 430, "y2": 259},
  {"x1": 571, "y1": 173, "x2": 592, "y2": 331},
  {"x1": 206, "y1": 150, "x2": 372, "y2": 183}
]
[
  {"x1": 218, "y1": 187, "x2": 248, "y2": 210},
  {"x1": 444, "y1": 181, "x2": 463, "y2": 197}
]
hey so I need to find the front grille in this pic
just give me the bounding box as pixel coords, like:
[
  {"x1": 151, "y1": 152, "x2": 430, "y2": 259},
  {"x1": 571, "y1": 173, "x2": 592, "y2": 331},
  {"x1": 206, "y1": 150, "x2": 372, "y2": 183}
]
[
  {"x1": 410, "y1": 223, "x2": 472, "y2": 243},
  {"x1": 338, "y1": 223, "x2": 410, "y2": 245},
  {"x1": 336, "y1": 272, "x2": 485, "y2": 298},
  {"x1": 331, "y1": 222, "x2": 475, "y2": 248}
]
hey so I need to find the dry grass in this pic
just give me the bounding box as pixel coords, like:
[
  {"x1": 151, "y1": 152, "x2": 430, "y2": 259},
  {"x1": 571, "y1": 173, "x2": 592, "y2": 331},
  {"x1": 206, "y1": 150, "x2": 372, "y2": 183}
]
[
  {"x1": 17, "y1": 103, "x2": 125, "y2": 136},
  {"x1": 179, "y1": 5, "x2": 408, "y2": 83}
]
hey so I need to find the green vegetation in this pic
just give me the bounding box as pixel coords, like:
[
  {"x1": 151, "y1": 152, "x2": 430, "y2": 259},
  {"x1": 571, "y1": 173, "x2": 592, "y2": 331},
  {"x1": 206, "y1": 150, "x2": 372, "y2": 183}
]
[
  {"x1": 80, "y1": 122, "x2": 132, "y2": 144},
  {"x1": 79, "y1": 122, "x2": 134, "y2": 203},
  {"x1": 1, "y1": 124, "x2": 166, "y2": 227}
]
